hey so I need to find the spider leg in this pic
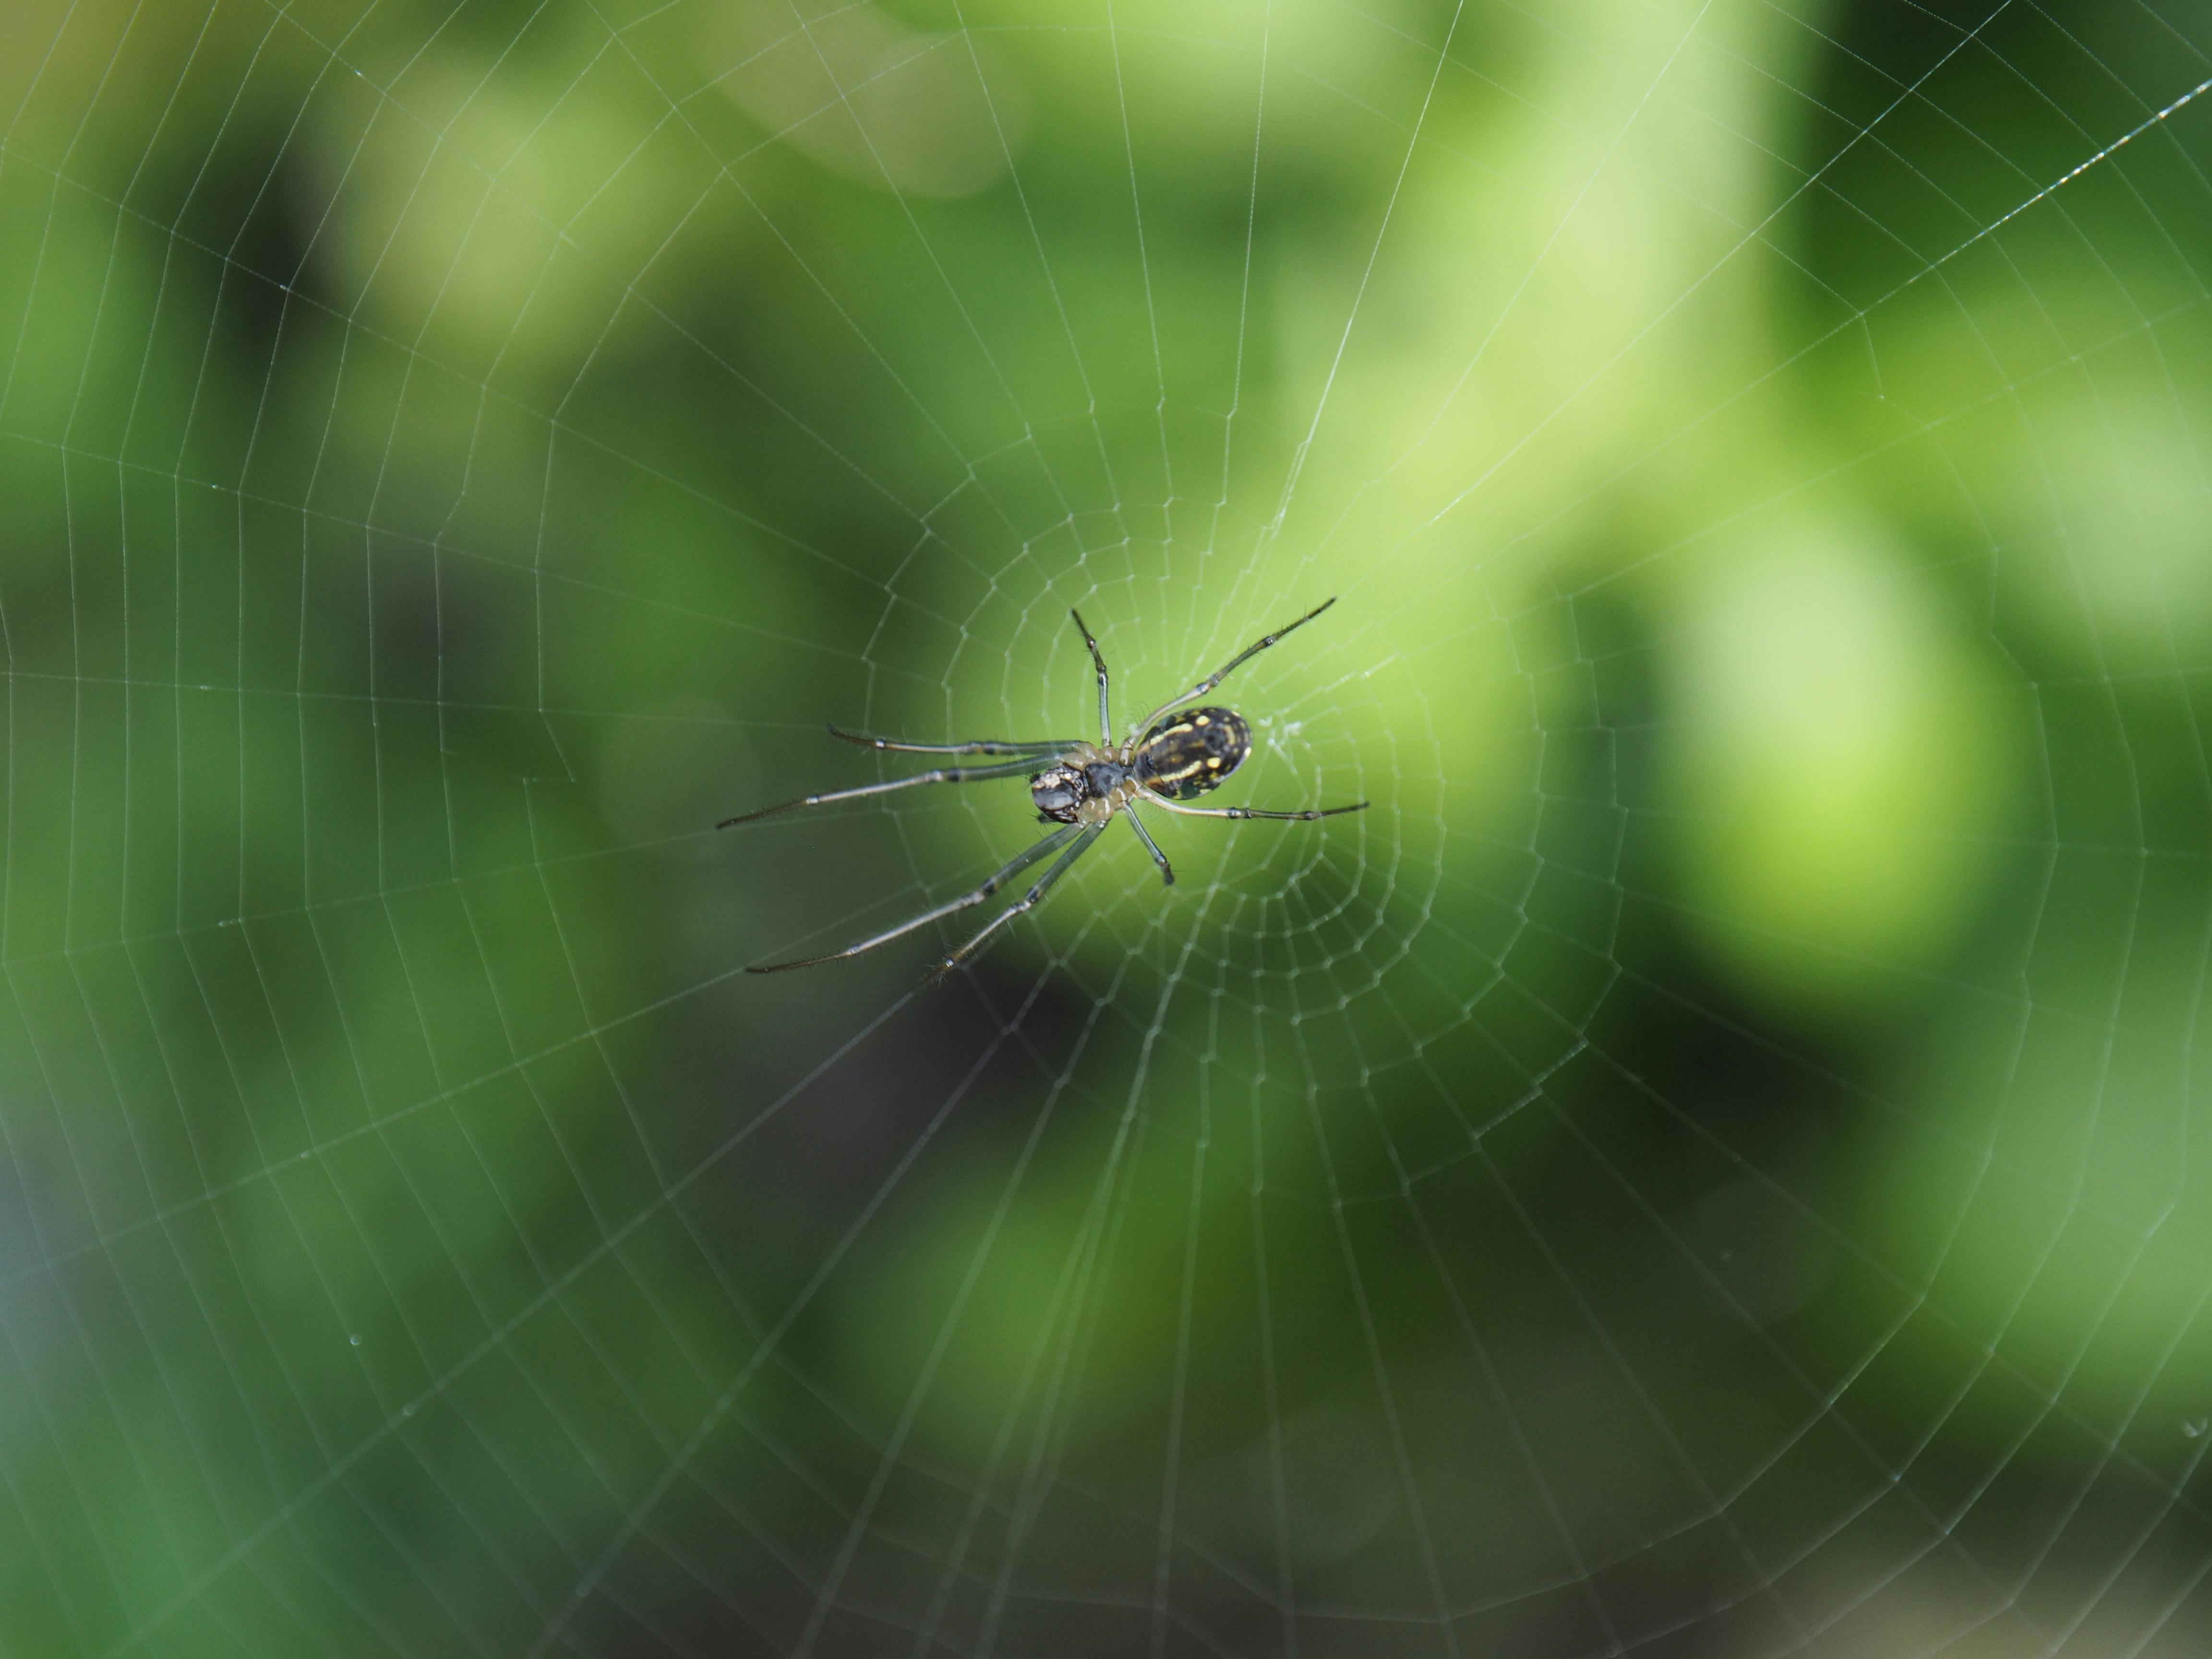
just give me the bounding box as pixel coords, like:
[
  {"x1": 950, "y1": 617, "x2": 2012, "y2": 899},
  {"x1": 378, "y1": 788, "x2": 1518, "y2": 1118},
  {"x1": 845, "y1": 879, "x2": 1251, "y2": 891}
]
[
  {"x1": 1130, "y1": 597, "x2": 1337, "y2": 735},
  {"x1": 1147, "y1": 795, "x2": 1368, "y2": 822},
  {"x1": 827, "y1": 726, "x2": 1071, "y2": 757},
  {"x1": 1069, "y1": 608, "x2": 1112, "y2": 745},
  {"x1": 1125, "y1": 808, "x2": 1174, "y2": 885},
  {"x1": 926, "y1": 823, "x2": 1105, "y2": 981},
  {"x1": 719, "y1": 755, "x2": 1041, "y2": 828},
  {"x1": 746, "y1": 825, "x2": 1082, "y2": 973}
]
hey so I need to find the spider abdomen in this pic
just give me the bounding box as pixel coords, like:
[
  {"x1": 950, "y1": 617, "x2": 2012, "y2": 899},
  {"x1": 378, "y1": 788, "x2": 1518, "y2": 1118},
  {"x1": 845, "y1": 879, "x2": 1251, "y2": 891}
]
[{"x1": 1136, "y1": 706, "x2": 1250, "y2": 800}]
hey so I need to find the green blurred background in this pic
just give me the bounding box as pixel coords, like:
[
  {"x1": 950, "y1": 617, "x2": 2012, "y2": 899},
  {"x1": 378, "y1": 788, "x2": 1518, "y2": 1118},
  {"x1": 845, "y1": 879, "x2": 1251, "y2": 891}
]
[{"x1": 3, "y1": 0, "x2": 2212, "y2": 1653}]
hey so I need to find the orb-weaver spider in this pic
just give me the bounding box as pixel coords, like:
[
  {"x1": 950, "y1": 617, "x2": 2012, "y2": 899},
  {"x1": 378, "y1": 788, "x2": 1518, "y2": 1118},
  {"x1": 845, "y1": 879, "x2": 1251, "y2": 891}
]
[{"x1": 725, "y1": 598, "x2": 1367, "y2": 978}]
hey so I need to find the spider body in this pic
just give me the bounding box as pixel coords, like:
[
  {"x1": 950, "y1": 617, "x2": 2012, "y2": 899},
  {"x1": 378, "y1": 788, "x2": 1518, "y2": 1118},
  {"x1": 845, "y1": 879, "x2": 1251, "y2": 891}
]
[
  {"x1": 1031, "y1": 709, "x2": 1250, "y2": 824},
  {"x1": 725, "y1": 600, "x2": 1364, "y2": 978}
]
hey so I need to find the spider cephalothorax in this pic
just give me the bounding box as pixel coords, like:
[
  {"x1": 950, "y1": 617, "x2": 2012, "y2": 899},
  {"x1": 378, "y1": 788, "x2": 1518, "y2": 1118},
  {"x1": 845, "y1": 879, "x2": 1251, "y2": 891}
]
[
  {"x1": 725, "y1": 601, "x2": 1365, "y2": 978},
  {"x1": 1028, "y1": 743, "x2": 1141, "y2": 825}
]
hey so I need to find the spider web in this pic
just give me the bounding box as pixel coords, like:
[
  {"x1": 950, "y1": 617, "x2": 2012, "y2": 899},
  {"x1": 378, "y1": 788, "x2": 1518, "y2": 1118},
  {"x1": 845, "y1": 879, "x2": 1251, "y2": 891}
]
[{"x1": 4, "y1": 0, "x2": 2212, "y2": 1653}]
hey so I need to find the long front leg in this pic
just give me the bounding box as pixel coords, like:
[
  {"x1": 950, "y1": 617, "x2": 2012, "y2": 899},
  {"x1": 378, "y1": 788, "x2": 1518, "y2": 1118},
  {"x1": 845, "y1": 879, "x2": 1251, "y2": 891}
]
[
  {"x1": 1131, "y1": 597, "x2": 1337, "y2": 734},
  {"x1": 927, "y1": 823, "x2": 1104, "y2": 980},
  {"x1": 719, "y1": 756, "x2": 1042, "y2": 828},
  {"x1": 746, "y1": 826, "x2": 1081, "y2": 973},
  {"x1": 1148, "y1": 795, "x2": 1368, "y2": 822},
  {"x1": 828, "y1": 726, "x2": 1071, "y2": 757},
  {"x1": 1069, "y1": 608, "x2": 1112, "y2": 744}
]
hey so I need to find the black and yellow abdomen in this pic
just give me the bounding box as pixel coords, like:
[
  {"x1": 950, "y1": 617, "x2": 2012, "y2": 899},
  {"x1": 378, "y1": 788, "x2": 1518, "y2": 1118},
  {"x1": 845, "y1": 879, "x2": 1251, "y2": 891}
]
[{"x1": 1134, "y1": 706, "x2": 1251, "y2": 801}]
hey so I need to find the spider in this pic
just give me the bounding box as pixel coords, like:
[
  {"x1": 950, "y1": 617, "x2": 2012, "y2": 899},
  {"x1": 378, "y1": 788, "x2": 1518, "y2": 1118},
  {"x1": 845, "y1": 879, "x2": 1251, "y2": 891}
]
[{"x1": 724, "y1": 597, "x2": 1368, "y2": 978}]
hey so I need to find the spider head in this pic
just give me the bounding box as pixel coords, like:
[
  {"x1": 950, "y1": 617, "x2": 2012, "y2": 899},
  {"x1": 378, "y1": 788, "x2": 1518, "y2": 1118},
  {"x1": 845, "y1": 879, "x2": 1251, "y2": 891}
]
[{"x1": 1030, "y1": 763, "x2": 1090, "y2": 824}]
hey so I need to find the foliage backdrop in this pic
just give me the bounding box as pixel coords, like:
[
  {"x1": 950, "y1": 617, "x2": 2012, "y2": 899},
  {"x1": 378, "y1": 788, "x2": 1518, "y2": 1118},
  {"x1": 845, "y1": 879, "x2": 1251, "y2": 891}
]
[{"x1": 4, "y1": 0, "x2": 2212, "y2": 1654}]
